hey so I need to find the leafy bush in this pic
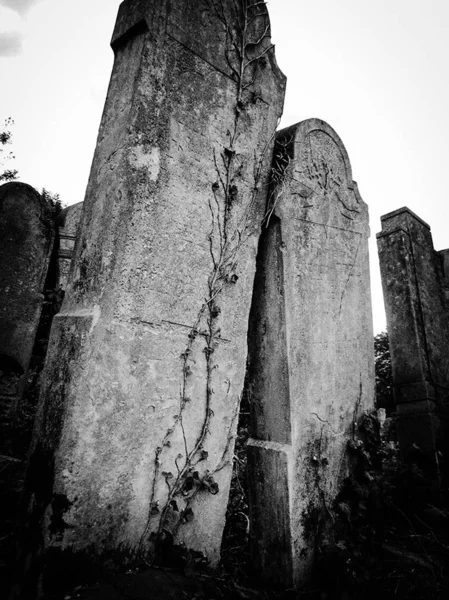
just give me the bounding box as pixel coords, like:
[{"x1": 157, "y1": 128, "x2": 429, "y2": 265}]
[{"x1": 374, "y1": 331, "x2": 394, "y2": 414}]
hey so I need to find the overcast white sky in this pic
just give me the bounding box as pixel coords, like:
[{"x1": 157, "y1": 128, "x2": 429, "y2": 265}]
[{"x1": 1, "y1": 0, "x2": 448, "y2": 334}]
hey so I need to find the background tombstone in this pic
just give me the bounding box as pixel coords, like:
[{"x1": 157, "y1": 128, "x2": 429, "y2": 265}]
[
  {"x1": 56, "y1": 201, "x2": 83, "y2": 289},
  {"x1": 22, "y1": 0, "x2": 285, "y2": 587},
  {"x1": 438, "y1": 247, "x2": 449, "y2": 311},
  {"x1": 0, "y1": 182, "x2": 54, "y2": 437},
  {"x1": 245, "y1": 119, "x2": 374, "y2": 586},
  {"x1": 377, "y1": 208, "x2": 449, "y2": 469}
]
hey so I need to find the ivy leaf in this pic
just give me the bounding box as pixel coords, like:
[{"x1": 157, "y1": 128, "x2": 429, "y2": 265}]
[
  {"x1": 182, "y1": 507, "x2": 194, "y2": 523},
  {"x1": 338, "y1": 502, "x2": 351, "y2": 518},
  {"x1": 209, "y1": 481, "x2": 219, "y2": 495},
  {"x1": 229, "y1": 184, "x2": 238, "y2": 198},
  {"x1": 201, "y1": 475, "x2": 219, "y2": 495},
  {"x1": 210, "y1": 305, "x2": 221, "y2": 318}
]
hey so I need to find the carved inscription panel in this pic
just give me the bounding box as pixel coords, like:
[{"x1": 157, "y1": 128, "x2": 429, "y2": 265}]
[{"x1": 279, "y1": 121, "x2": 366, "y2": 231}]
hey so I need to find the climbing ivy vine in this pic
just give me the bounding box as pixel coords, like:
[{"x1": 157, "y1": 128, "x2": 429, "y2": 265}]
[{"x1": 139, "y1": 0, "x2": 278, "y2": 564}]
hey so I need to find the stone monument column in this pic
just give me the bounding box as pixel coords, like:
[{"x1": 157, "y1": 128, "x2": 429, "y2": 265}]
[
  {"x1": 246, "y1": 119, "x2": 374, "y2": 586},
  {"x1": 377, "y1": 208, "x2": 449, "y2": 463},
  {"x1": 21, "y1": 0, "x2": 285, "y2": 588}
]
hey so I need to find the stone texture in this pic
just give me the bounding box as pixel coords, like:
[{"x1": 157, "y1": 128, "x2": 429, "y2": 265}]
[
  {"x1": 377, "y1": 208, "x2": 449, "y2": 460},
  {"x1": 0, "y1": 182, "x2": 54, "y2": 426},
  {"x1": 56, "y1": 201, "x2": 83, "y2": 289},
  {"x1": 23, "y1": 0, "x2": 285, "y2": 584},
  {"x1": 437, "y1": 247, "x2": 449, "y2": 310},
  {"x1": 245, "y1": 119, "x2": 374, "y2": 585}
]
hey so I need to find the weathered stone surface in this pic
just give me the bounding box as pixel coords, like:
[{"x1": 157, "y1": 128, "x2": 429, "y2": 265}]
[
  {"x1": 56, "y1": 201, "x2": 83, "y2": 289},
  {"x1": 0, "y1": 182, "x2": 54, "y2": 425},
  {"x1": 438, "y1": 247, "x2": 449, "y2": 310},
  {"x1": 24, "y1": 0, "x2": 285, "y2": 581},
  {"x1": 377, "y1": 208, "x2": 449, "y2": 460},
  {"x1": 246, "y1": 119, "x2": 374, "y2": 585}
]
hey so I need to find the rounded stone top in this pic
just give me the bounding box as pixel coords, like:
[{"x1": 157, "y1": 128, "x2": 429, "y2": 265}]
[
  {"x1": 0, "y1": 181, "x2": 57, "y2": 234},
  {"x1": 277, "y1": 118, "x2": 356, "y2": 188},
  {"x1": 272, "y1": 118, "x2": 368, "y2": 230},
  {"x1": 0, "y1": 181, "x2": 42, "y2": 208}
]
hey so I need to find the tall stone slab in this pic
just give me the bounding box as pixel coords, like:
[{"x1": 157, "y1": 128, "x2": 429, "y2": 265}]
[
  {"x1": 0, "y1": 182, "x2": 54, "y2": 427},
  {"x1": 56, "y1": 201, "x2": 83, "y2": 289},
  {"x1": 438, "y1": 248, "x2": 449, "y2": 311},
  {"x1": 377, "y1": 208, "x2": 449, "y2": 462},
  {"x1": 23, "y1": 0, "x2": 285, "y2": 586},
  {"x1": 246, "y1": 119, "x2": 374, "y2": 586}
]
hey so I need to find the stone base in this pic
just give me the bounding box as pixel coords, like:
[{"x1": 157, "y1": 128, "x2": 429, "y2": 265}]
[
  {"x1": 396, "y1": 400, "x2": 441, "y2": 460},
  {"x1": 247, "y1": 439, "x2": 293, "y2": 587}
]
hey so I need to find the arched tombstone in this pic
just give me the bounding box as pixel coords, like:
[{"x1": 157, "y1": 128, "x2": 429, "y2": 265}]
[
  {"x1": 245, "y1": 119, "x2": 374, "y2": 586},
  {"x1": 0, "y1": 182, "x2": 54, "y2": 429}
]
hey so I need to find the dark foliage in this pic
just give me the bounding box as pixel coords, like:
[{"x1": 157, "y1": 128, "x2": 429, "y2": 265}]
[
  {"x1": 304, "y1": 412, "x2": 449, "y2": 600},
  {"x1": 41, "y1": 187, "x2": 64, "y2": 218},
  {"x1": 374, "y1": 331, "x2": 394, "y2": 414},
  {"x1": 0, "y1": 117, "x2": 18, "y2": 183},
  {"x1": 220, "y1": 419, "x2": 250, "y2": 579}
]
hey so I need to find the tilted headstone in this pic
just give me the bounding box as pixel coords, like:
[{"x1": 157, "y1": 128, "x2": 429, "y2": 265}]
[
  {"x1": 377, "y1": 208, "x2": 449, "y2": 464},
  {"x1": 56, "y1": 201, "x2": 83, "y2": 289},
  {"x1": 0, "y1": 182, "x2": 54, "y2": 427},
  {"x1": 23, "y1": 0, "x2": 285, "y2": 582},
  {"x1": 245, "y1": 119, "x2": 374, "y2": 585}
]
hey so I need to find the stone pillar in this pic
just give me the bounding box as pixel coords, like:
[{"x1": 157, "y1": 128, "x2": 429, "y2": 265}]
[
  {"x1": 23, "y1": 0, "x2": 285, "y2": 585},
  {"x1": 0, "y1": 182, "x2": 54, "y2": 430},
  {"x1": 246, "y1": 119, "x2": 374, "y2": 586},
  {"x1": 56, "y1": 202, "x2": 83, "y2": 289},
  {"x1": 377, "y1": 208, "x2": 449, "y2": 461},
  {"x1": 437, "y1": 248, "x2": 449, "y2": 312}
]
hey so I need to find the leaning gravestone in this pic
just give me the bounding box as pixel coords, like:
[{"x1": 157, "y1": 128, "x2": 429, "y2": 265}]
[
  {"x1": 23, "y1": 0, "x2": 285, "y2": 586},
  {"x1": 0, "y1": 182, "x2": 54, "y2": 430},
  {"x1": 245, "y1": 119, "x2": 374, "y2": 586}
]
